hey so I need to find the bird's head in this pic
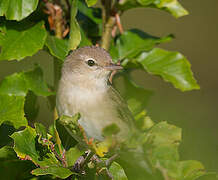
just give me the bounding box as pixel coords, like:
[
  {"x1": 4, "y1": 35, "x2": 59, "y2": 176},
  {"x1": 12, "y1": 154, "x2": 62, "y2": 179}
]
[{"x1": 61, "y1": 46, "x2": 122, "y2": 85}]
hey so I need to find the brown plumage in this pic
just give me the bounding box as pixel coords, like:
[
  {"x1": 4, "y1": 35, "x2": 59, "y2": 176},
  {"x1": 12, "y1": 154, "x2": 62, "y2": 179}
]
[{"x1": 56, "y1": 46, "x2": 134, "y2": 141}]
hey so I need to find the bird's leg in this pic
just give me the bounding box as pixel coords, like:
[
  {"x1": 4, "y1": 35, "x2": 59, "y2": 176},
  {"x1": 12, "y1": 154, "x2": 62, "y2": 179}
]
[{"x1": 78, "y1": 124, "x2": 94, "y2": 146}]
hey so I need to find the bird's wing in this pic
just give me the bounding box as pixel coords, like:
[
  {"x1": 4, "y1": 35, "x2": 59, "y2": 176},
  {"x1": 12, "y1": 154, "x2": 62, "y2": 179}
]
[{"x1": 107, "y1": 86, "x2": 135, "y2": 129}]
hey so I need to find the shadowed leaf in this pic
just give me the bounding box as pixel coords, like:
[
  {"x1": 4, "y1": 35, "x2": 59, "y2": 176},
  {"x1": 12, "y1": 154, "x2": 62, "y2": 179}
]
[
  {"x1": 45, "y1": 35, "x2": 69, "y2": 61},
  {"x1": 0, "y1": 66, "x2": 53, "y2": 129},
  {"x1": 0, "y1": 124, "x2": 15, "y2": 148},
  {"x1": 114, "y1": 73, "x2": 153, "y2": 115},
  {"x1": 115, "y1": 29, "x2": 173, "y2": 60}
]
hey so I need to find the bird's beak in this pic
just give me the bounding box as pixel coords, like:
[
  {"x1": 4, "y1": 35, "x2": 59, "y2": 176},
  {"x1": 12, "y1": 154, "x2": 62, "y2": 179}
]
[{"x1": 104, "y1": 63, "x2": 123, "y2": 71}]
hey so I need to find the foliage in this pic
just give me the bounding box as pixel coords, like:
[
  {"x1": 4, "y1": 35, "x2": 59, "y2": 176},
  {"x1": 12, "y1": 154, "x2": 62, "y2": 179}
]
[{"x1": 0, "y1": 0, "x2": 216, "y2": 180}]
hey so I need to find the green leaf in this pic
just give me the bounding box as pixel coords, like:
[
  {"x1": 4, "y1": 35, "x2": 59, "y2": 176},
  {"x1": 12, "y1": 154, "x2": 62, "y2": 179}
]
[
  {"x1": 69, "y1": 0, "x2": 81, "y2": 50},
  {"x1": 65, "y1": 147, "x2": 84, "y2": 167},
  {"x1": 0, "y1": 73, "x2": 27, "y2": 96},
  {"x1": 0, "y1": 95, "x2": 26, "y2": 129},
  {"x1": 109, "y1": 162, "x2": 128, "y2": 180},
  {"x1": 11, "y1": 126, "x2": 60, "y2": 167},
  {"x1": 0, "y1": 66, "x2": 53, "y2": 129},
  {"x1": 134, "y1": 110, "x2": 154, "y2": 131},
  {"x1": 137, "y1": 48, "x2": 200, "y2": 91},
  {"x1": 57, "y1": 114, "x2": 84, "y2": 145},
  {"x1": 148, "y1": 121, "x2": 181, "y2": 147},
  {"x1": 79, "y1": 28, "x2": 92, "y2": 47},
  {"x1": 118, "y1": 0, "x2": 188, "y2": 18},
  {"x1": 117, "y1": 148, "x2": 153, "y2": 180},
  {"x1": 196, "y1": 173, "x2": 218, "y2": 180},
  {"x1": 0, "y1": 146, "x2": 16, "y2": 159},
  {"x1": 115, "y1": 29, "x2": 173, "y2": 60},
  {"x1": 22, "y1": 65, "x2": 54, "y2": 97},
  {"x1": 85, "y1": 0, "x2": 98, "y2": 7},
  {"x1": 0, "y1": 21, "x2": 47, "y2": 61},
  {"x1": 45, "y1": 35, "x2": 69, "y2": 61},
  {"x1": 35, "y1": 122, "x2": 47, "y2": 140},
  {"x1": 178, "y1": 160, "x2": 205, "y2": 180},
  {"x1": 0, "y1": 65, "x2": 53, "y2": 97},
  {"x1": 32, "y1": 166, "x2": 73, "y2": 179},
  {"x1": 77, "y1": 0, "x2": 102, "y2": 24},
  {"x1": 0, "y1": 0, "x2": 39, "y2": 21},
  {"x1": 144, "y1": 122, "x2": 182, "y2": 178},
  {"x1": 77, "y1": 1, "x2": 102, "y2": 38},
  {"x1": 153, "y1": 0, "x2": 189, "y2": 18}
]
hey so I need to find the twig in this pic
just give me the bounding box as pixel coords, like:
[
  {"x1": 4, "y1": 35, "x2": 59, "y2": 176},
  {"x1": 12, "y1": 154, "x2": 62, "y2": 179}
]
[
  {"x1": 101, "y1": 16, "x2": 116, "y2": 50},
  {"x1": 111, "y1": 25, "x2": 117, "y2": 38},
  {"x1": 105, "y1": 154, "x2": 118, "y2": 167},
  {"x1": 65, "y1": 0, "x2": 71, "y2": 12},
  {"x1": 115, "y1": 13, "x2": 124, "y2": 34},
  {"x1": 50, "y1": 143, "x2": 67, "y2": 167},
  {"x1": 53, "y1": 4, "x2": 63, "y2": 38},
  {"x1": 73, "y1": 150, "x2": 94, "y2": 173},
  {"x1": 101, "y1": 0, "x2": 116, "y2": 50}
]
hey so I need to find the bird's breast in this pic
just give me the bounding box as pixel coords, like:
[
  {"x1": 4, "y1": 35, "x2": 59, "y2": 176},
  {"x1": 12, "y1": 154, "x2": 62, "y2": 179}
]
[{"x1": 57, "y1": 83, "x2": 123, "y2": 140}]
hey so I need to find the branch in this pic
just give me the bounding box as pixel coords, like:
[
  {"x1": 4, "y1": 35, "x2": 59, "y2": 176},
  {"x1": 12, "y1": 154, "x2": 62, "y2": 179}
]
[
  {"x1": 101, "y1": 16, "x2": 116, "y2": 50},
  {"x1": 100, "y1": 0, "x2": 116, "y2": 51}
]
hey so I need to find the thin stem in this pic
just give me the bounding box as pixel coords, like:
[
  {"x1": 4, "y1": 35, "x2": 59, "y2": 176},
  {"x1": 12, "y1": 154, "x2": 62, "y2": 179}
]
[
  {"x1": 100, "y1": 0, "x2": 116, "y2": 51},
  {"x1": 115, "y1": 13, "x2": 124, "y2": 34},
  {"x1": 105, "y1": 154, "x2": 118, "y2": 167},
  {"x1": 101, "y1": 16, "x2": 116, "y2": 50}
]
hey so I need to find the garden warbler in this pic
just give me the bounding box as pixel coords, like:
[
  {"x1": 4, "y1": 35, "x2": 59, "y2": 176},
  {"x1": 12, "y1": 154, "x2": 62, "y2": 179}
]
[{"x1": 56, "y1": 46, "x2": 134, "y2": 141}]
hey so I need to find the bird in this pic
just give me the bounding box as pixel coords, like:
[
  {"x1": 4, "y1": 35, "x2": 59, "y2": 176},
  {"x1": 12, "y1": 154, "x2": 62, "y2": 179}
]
[{"x1": 56, "y1": 46, "x2": 135, "y2": 142}]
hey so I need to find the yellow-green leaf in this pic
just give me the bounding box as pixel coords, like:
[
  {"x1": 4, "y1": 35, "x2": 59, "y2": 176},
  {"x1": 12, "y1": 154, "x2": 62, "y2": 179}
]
[{"x1": 85, "y1": 0, "x2": 98, "y2": 7}]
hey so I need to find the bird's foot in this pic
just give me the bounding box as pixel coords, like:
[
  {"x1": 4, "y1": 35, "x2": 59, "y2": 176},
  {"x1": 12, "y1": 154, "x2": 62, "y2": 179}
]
[
  {"x1": 87, "y1": 137, "x2": 94, "y2": 145},
  {"x1": 78, "y1": 124, "x2": 95, "y2": 146}
]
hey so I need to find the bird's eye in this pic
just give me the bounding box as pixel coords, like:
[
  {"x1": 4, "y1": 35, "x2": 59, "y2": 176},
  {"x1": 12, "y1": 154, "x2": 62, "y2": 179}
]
[{"x1": 87, "y1": 59, "x2": 95, "y2": 66}]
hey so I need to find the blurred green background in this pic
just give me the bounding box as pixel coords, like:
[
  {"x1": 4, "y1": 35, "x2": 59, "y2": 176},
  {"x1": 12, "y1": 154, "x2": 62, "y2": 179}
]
[{"x1": 0, "y1": 0, "x2": 217, "y2": 172}]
